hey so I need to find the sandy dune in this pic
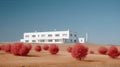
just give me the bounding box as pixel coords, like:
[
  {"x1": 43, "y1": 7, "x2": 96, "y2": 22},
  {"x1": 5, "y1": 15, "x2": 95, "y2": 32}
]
[{"x1": 0, "y1": 43, "x2": 120, "y2": 67}]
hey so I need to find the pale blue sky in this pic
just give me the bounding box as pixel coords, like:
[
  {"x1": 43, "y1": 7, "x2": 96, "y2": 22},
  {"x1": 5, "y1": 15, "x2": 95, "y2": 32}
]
[{"x1": 0, "y1": 0, "x2": 120, "y2": 44}]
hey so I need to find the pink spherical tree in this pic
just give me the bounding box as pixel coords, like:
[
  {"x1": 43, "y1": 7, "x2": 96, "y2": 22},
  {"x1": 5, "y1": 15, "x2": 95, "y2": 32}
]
[
  {"x1": 67, "y1": 46, "x2": 72, "y2": 53},
  {"x1": 4, "y1": 44, "x2": 11, "y2": 53},
  {"x1": 25, "y1": 44, "x2": 32, "y2": 50},
  {"x1": 11, "y1": 42, "x2": 30, "y2": 56},
  {"x1": 35, "y1": 45, "x2": 42, "y2": 52},
  {"x1": 98, "y1": 46, "x2": 107, "y2": 55},
  {"x1": 19, "y1": 45, "x2": 30, "y2": 56},
  {"x1": 11, "y1": 42, "x2": 23, "y2": 55},
  {"x1": 107, "y1": 45, "x2": 119, "y2": 58},
  {"x1": 71, "y1": 43, "x2": 88, "y2": 60},
  {"x1": 0, "y1": 46, "x2": 1, "y2": 50},
  {"x1": 0, "y1": 45, "x2": 3, "y2": 51},
  {"x1": 1, "y1": 45, "x2": 5, "y2": 50},
  {"x1": 49, "y1": 44, "x2": 59, "y2": 54},
  {"x1": 118, "y1": 51, "x2": 120, "y2": 56},
  {"x1": 43, "y1": 44, "x2": 49, "y2": 50}
]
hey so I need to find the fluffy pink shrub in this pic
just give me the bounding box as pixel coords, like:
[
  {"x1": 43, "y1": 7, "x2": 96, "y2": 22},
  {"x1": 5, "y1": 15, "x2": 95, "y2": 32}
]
[
  {"x1": 43, "y1": 44, "x2": 49, "y2": 50},
  {"x1": 118, "y1": 51, "x2": 120, "y2": 56},
  {"x1": 0, "y1": 46, "x2": 1, "y2": 50},
  {"x1": 0, "y1": 44, "x2": 2, "y2": 50},
  {"x1": 107, "y1": 45, "x2": 119, "y2": 58},
  {"x1": 49, "y1": 44, "x2": 59, "y2": 54},
  {"x1": 67, "y1": 46, "x2": 72, "y2": 53},
  {"x1": 4, "y1": 44, "x2": 11, "y2": 52},
  {"x1": 1, "y1": 45, "x2": 5, "y2": 50},
  {"x1": 19, "y1": 45, "x2": 30, "y2": 56},
  {"x1": 98, "y1": 46, "x2": 107, "y2": 55},
  {"x1": 35, "y1": 45, "x2": 42, "y2": 52},
  {"x1": 11, "y1": 42, "x2": 30, "y2": 56},
  {"x1": 25, "y1": 44, "x2": 32, "y2": 50},
  {"x1": 11, "y1": 42, "x2": 23, "y2": 55},
  {"x1": 71, "y1": 43, "x2": 88, "y2": 60}
]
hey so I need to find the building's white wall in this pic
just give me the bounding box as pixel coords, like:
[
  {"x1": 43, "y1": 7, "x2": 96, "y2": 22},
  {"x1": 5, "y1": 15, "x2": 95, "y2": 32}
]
[
  {"x1": 24, "y1": 31, "x2": 69, "y2": 39},
  {"x1": 78, "y1": 38, "x2": 85, "y2": 43},
  {"x1": 21, "y1": 30, "x2": 72, "y2": 43},
  {"x1": 20, "y1": 39, "x2": 25, "y2": 42},
  {"x1": 20, "y1": 30, "x2": 83, "y2": 43},
  {"x1": 68, "y1": 31, "x2": 78, "y2": 43}
]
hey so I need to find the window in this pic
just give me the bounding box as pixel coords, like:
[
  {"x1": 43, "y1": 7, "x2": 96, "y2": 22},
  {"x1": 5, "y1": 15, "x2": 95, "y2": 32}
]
[
  {"x1": 55, "y1": 34, "x2": 60, "y2": 37},
  {"x1": 81, "y1": 40, "x2": 83, "y2": 42},
  {"x1": 25, "y1": 40, "x2": 29, "y2": 42},
  {"x1": 48, "y1": 39, "x2": 53, "y2": 42},
  {"x1": 39, "y1": 40, "x2": 45, "y2": 42},
  {"x1": 63, "y1": 34, "x2": 67, "y2": 36},
  {"x1": 32, "y1": 35, "x2": 36, "y2": 37},
  {"x1": 55, "y1": 39, "x2": 60, "y2": 42},
  {"x1": 74, "y1": 34, "x2": 77, "y2": 37},
  {"x1": 74, "y1": 40, "x2": 76, "y2": 42},
  {"x1": 71, "y1": 40, "x2": 72, "y2": 42},
  {"x1": 32, "y1": 40, "x2": 36, "y2": 42},
  {"x1": 41, "y1": 34, "x2": 45, "y2": 37},
  {"x1": 64, "y1": 39, "x2": 68, "y2": 42},
  {"x1": 70, "y1": 34, "x2": 72, "y2": 36},
  {"x1": 48, "y1": 34, "x2": 52, "y2": 37},
  {"x1": 25, "y1": 35, "x2": 29, "y2": 38},
  {"x1": 38, "y1": 40, "x2": 45, "y2": 42}
]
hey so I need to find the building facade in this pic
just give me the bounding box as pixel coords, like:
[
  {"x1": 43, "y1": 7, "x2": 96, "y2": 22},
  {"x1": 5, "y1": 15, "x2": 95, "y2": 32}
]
[
  {"x1": 78, "y1": 38, "x2": 85, "y2": 43},
  {"x1": 20, "y1": 30, "x2": 79, "y2": 43}
]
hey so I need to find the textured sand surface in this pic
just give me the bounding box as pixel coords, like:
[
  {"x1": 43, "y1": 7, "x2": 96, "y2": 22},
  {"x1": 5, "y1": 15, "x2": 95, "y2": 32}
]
[{"x1": 0, "y1": 43, "x2": 120, "y2": 67}]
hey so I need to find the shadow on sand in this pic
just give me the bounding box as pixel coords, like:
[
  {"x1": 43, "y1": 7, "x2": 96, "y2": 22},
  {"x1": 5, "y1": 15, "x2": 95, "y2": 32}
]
[
  {"x1": 0, "y1": 53, "x2": 6, "y2": 55},
  {"x1": 111, "y1": 57, "x2": 120, "y2": 60},
  {"x1": 27, "y1": 55, "x2": 41, "y2": 57},
  {"x1": 81, "y1": 59, "x2": 104, "y2": 62}
]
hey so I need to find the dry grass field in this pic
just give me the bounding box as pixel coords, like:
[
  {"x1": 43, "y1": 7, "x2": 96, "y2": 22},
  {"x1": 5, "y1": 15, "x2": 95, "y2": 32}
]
[{"x1": 0, "y1": 43, "x2": 120, "y2": 67}]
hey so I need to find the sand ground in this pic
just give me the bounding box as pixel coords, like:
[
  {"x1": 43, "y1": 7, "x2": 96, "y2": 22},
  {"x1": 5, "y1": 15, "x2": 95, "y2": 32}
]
[{"x1": 0, "y1": 43, "x2": 120, "y2": 67}]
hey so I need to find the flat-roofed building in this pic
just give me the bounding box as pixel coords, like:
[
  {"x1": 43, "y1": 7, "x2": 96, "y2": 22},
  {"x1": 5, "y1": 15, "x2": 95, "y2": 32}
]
[{"x1": 20, "y1": 30, "x2": 79, "y2": 43}]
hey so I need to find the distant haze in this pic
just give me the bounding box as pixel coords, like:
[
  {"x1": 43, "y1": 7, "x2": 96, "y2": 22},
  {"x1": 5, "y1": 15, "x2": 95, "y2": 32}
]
[{"x1": 0, "y1": 0, "x2": 120, "y2": 44}]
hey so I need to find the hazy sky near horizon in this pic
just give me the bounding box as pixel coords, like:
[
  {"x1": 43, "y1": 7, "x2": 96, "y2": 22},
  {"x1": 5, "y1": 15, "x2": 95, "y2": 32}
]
[{"x1": 0, "y1": 0, "x2": 120, "y2": 44}]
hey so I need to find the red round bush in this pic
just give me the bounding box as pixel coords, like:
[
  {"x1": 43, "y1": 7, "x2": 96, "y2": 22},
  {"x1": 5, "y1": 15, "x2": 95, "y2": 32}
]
[
  {"x1": 49, "y1": 44, "x2": 59, "y2": 54},
  {"x1": 0, "y1": 46, "x2": 1, "y2": 50},
  {"x1": 107, "y1": 45, "x2": 119, "y2": 58},
  {"x1": 90, "y1": 50, "x2": 94, "y2": 54},
  {"x1": 67, "y1": 46, "x2": 72, "y2": 53},
  {"x1": 19, "y1": 45, "x2": 30, "y2": 56},
  {"x1": 1, "y1": 45, "x2": 5, "y2": 50},
  {"x1": 4, "y1": 44, "x2": 11, "y2": 52},
  {"x1": 98, "y1": 46, "x2": 107, "y2": 55},
  {"x1": 11, "y1": 42, "x2": 30, "y2": 56},
  {"x1": 118, "y1": 51, "x2": 120, "y2": 56},
  {"x1": 0, "y1": 45, "x2": 2, "y2": 51},
  {"x1": 71, "y1": 43, "x2": 88, "y2": 60},
  {"x1": 11, "y1": 42, "x2": 23, "y2": 55},
  {"x1": 25, "y1": 44, "x2": 32, "y2": 50},
  {"x1": 35, "y1": 45, "x2": 42, "y2": 52},
  {"x1": 43, "y1": 44, "x2": 49, "y2": 50}
]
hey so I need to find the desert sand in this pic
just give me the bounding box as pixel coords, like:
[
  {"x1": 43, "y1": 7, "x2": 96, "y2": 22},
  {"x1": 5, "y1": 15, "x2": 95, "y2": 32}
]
[{"x1": 0, "y1": 43, "x2": 120, "y2": 67}]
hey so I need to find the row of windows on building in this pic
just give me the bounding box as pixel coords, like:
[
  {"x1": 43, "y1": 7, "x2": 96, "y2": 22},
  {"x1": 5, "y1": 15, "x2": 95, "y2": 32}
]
[
  {"x1": 25, "y1": 39, "x2": 77, "y2": 43},
  {"x1": 25, "y1": 34, "x2": 76, "y2": 38},
  {"x1": 25, "y1": 39, "x2": 62, "y2": 43}
]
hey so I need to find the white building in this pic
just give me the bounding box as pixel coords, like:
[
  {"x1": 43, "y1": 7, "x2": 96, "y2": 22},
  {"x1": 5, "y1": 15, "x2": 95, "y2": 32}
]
[
  {"x1": 78, "y1": 38, "x2": 85, "y2": 43},
  {"x1": 78, "y1": 33, "x2": 88, "y2": 43},
  {"x1": 20, "y1": 30, "x2": 79, "y2": 43}
]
